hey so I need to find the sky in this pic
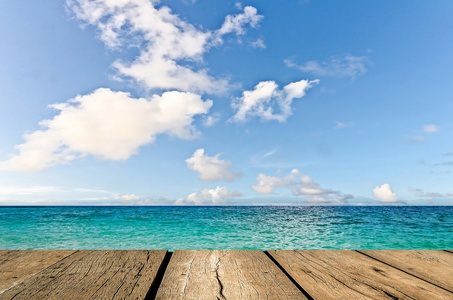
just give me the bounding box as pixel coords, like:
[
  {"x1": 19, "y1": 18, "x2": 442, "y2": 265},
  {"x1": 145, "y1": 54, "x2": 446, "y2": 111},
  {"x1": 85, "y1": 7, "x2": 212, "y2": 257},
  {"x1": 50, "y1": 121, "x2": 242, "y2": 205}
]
[{"x1": 0, "y1": 0, "x2": 453, "y2": 206}]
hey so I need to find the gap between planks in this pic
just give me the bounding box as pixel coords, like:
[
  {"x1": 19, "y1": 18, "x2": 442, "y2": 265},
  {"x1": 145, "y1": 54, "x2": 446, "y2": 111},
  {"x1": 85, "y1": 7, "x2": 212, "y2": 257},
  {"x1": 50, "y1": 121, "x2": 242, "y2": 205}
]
[
  {"x1": 263, "y1": 251, "x2": 315, "y2": 300},
  {"x1": 145, "y1": 251, "x2": 172, "y2": 300},
  {"x1": 0, "y1": 250, "x2": 167, "y2": 300},
  {"x1": 1, "y1": 250, "x2": 452, "y2": 300},
  {"x1": 267, "y1": 250, "x2": 453, "y2": 300}
]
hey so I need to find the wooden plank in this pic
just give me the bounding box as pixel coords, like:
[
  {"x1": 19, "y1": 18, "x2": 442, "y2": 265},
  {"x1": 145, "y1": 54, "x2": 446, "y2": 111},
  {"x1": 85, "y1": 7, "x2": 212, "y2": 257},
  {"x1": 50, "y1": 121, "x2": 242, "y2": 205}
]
[
  {"x1": 0, "y1": 251, "x2": 21, "y2": 265},
  {"x1": 358, "y1": 250, "x2": 453, "y2": 292},
  {"x1": 156, "y1": 250, "x2": 307, "y2": 300},
  {"x1": 0, "y1": 250, "x2": 76, "y2": 294},
  {"x1": 268, "y1": 250, "x2": 453, "y2": 300},
  {"x1": 0, "y1": 250, "x2": 167, "y2": 300},
  {"x1": 0, "y1": 251, "x2": 32, "y2": 266},
  {"x1": 0, "y1": 251, "x2": 13, "y2": 258}
]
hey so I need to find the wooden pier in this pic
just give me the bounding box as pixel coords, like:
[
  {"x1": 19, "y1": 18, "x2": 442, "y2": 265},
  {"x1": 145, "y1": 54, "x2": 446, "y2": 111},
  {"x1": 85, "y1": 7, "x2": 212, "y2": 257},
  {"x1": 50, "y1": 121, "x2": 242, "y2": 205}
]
[{"x1": 0, "y1": 250, "x2": 452, "y2": 299}]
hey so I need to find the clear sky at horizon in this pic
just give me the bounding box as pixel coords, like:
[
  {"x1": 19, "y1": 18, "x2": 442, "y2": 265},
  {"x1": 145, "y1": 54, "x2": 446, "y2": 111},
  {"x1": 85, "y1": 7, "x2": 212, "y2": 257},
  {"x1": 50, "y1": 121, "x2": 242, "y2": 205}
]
[{"x1": 0, "y1": 0, "x2": 452, "y2": 205}]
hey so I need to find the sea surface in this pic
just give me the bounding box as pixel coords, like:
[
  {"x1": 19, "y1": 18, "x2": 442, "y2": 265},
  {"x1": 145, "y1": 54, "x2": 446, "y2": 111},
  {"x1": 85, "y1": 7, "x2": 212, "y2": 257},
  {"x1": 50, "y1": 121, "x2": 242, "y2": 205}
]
[{"x1": 0, "y1": 206, "x2": 451, "y2": 250}]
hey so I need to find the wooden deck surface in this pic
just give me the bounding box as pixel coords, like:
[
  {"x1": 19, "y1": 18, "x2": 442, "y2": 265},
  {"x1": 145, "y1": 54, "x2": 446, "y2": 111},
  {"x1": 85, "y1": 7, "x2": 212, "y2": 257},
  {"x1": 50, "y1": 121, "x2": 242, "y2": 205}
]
[{"x1": 0, "y1": 250, "x2": 452, "y2": 299}]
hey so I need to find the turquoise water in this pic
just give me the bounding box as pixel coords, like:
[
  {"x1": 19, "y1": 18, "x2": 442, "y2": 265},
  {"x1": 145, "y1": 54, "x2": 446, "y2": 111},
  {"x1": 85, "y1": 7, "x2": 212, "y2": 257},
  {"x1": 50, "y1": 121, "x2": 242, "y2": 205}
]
[{"x1": 0, "y1": 206, "x2": 451, "y2": 250}]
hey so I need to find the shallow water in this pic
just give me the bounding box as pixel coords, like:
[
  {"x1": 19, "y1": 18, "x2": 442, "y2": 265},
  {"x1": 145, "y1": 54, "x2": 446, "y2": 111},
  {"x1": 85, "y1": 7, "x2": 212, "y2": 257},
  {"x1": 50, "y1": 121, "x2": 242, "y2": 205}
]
[{"x1": 0, "y1": 206, "x2": 451, "y2": 250}]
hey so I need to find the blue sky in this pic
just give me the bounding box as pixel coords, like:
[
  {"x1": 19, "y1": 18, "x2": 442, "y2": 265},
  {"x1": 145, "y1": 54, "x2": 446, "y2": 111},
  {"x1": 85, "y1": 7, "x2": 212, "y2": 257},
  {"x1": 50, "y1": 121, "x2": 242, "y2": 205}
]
[{"x1": 0, "y1": 0, "x2": 452, "y2": 205}]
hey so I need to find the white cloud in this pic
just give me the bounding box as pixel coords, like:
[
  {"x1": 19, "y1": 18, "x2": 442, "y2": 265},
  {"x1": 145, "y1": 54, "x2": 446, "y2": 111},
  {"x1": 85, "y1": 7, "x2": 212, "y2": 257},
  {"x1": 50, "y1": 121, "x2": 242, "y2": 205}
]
[
  {"x1": 67, "y1": 0, "x2": 263, "y2": 94},
  {"x1": 0, "y1": 184, "x2": 118, "y2": 205},
  {"x1": 251, "y1": 169, "x2": 350, "y2": 204},
  {"x1": 117, "y1": 193, "x2": 172, "y2": 205},
  {"x1": 285, "y1": 55, "x2": 368, "y2": 78},
  {"x1": 0, "y1": 190, "x2": 175, "y2": 206},
  {"x1": 230, "y1": 79, "x2": 319, "y2": 123},
  {"x1": 252, "y1": 169, "x2": 331, "y2": 195},
  {"x1": 304, "y1": 193, "x2": 354, "y2": 205},
  {"x1": 334, "y1": 120, "x2": 354, "y2": 129},
  {"x1": 423, "y1": 124, "x2": 439, "y2": 133},
  {"x1": 405, "y1": 125, "x2": 439, "y2": 145},
  {"x1": 186, "y1": 149, "x2": 242, "y2": 182},
  {"x1": 250, "y1": 38, "x2": 266, "y2": 49},
  {"x1": 114, "y1": 56, "x2": 230, "y2": 95},
  {"x1": 408, "y1": 187, "x2": 444, "y2": 199},
  {"x1": 215, "y1": 6, "x2": 263, "y2": 37},
  {"x1": 119, "y1": 194, "x2": 141, "y2": 202},
  {"x1": 373, "y1": 183, "x2": 397, "y2": 203},
  {"x1": 202, "y1": 113, "x2": 221, "y2": 127},
  {"x1": 0, "y1": 88, "x2": 212, "y2": 172},
  {"x1": 2, "y1": 2, "x2": 264, "y2": 172},
  {"x1": 176, "y1": 186, "x2": 242, "y2": 205},
  {"x1": 0, "y1": 185, "x2": 61, "y2": 195}
]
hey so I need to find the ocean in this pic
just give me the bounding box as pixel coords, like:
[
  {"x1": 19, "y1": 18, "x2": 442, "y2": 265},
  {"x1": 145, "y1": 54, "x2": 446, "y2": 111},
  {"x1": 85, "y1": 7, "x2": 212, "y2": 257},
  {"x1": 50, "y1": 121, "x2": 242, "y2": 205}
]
[{"x1": 0, "y1": 206, "x2": 451, "y2": 250}]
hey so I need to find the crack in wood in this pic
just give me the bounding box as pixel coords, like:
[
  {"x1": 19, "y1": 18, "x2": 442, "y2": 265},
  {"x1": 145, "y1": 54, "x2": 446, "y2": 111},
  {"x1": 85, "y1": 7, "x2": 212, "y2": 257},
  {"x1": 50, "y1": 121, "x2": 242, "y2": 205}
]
[{"x1": 214, "y1": 252, "x2": 228, "y2": 300}]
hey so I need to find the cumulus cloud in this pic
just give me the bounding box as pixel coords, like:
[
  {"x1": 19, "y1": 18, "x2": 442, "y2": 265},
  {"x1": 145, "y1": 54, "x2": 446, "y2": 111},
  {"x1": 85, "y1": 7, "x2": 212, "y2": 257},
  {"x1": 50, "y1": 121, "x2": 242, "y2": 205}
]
[
  {"x1": 67, "y1": 0, "x2": 263, "y2": 94},
  {"x1": 373, "y1": 183, "x2": 397, "y2": 203},
  {"x1": 176, "y1": 186, "x2": 242, "y2": 205},
  {"x1": 215, "y1": 6, "x2": 263, "y2": 38},
  {"x1": 230, "y1": 79, "x2": 319, "y2": 123},
  {"x1": 1, "y1": 2, "x2": 265, "y2": 172},
  {"x1": 408, "y1": 187, "x2": 444, "y2": 199},
  {"x1": 285, "y1": 55, "x2": 368, "y2": 78},
  {"x1": 252, "y1": 169, "x2": 331, "y2": 195},
  {"x1": 423, "y1": 124, "x2": 439, "y2": 133},
  {"x1": 252, "y1": 169, "x2": 350, "y2": 204},
  {"x1": 0, "y1": 88, "x2": 212, "y2": 172},
  {"x1": 186, "y1": 149, "x2": 242, "y2": 182}
]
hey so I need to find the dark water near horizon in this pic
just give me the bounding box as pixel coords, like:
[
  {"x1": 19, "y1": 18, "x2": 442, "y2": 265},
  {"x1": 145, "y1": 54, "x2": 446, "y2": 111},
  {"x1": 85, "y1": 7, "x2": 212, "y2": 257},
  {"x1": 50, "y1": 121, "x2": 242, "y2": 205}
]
[{"x1": 0, "y1": 206, "x2": 451, "y2": 250}]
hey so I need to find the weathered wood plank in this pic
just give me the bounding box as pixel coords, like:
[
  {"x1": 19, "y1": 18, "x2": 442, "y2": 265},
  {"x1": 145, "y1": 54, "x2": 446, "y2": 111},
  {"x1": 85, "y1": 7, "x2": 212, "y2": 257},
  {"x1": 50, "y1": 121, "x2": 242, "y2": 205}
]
[
  {"x1": 358, "y1": 250, "x2": 453, "y2": 292},
  {"x1": 0, "y1": 250, "x2": 76, "y2": 294},
  {"x1": 156, "y1": 250, "x2": 307, "y2": 300},
  {"x1": 0, "y1": 251, "x2": 21, "y2": 266},
  {"x1": 0, "y1": 251, "x2": 35, "y2": 266},
  {"x1": 0, "y1": 250, "x2": 167, "y2": 300},
  {"x1": 268, "y1": 250, "x2": 453, "y2": 300},
  {"x1": 0, "y1": 251, "x2": 13, "y2": 259}
]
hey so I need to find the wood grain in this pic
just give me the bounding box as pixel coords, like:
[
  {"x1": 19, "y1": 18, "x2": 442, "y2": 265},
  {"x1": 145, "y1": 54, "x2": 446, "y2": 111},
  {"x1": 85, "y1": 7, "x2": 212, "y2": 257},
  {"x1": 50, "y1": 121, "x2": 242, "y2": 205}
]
[
  {"x1": 0, "y1": 250, "x2": 167, "y2": 300},
  {"x1": 0, "y1": 251, "x2": 30, "y2": 266},
  {"x1": 156, "y1": 250, "x2": 306, "y2": 300},
  {"x1": 0, "y1": 250, "x2": 76, "y2": 294},
  {"x1": 358, "y1": 250, "x2": 453, "y2": 292},
  {"x1": 0, "y1": 251, "x2": 14, "y2": 259},
  {"x1": 268, "y1": 250, "x2": 453, "y2": 300}
]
